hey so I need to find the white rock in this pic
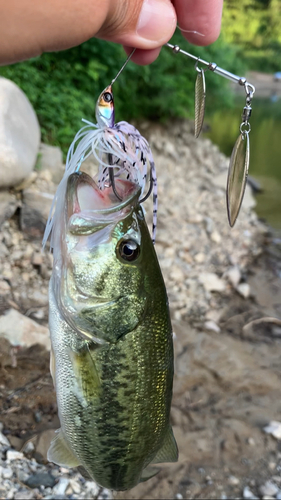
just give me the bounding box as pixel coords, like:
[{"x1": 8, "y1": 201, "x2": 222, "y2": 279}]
[
  {"x1": 175, "y1": 495, "x2": 183, "y2": 500},
  {"x1": 259, "y1": 481, "x2": 279, "y2": 497},
  {"x1": 52, "y1": 477, "x2": 69, "y2": 496},
  {"x1": 39, "y1": 143, "x2": 63, "y2": 171},
  {"x1": 6, "y1": 449, "x2": 24, "y2": 461},
  {"x1": 6, "y1": 488, "x2": 18, "y2": 500},
  {"x1": 247, "y1": 437, "x2": 255, "y2": 446},
  {"x1": 85, "y1": 480, "x2": 100, "y2": 497},
  {"x1": 23, "y1": 441, "x2": 35, "y2": 454},
  {"x1": 237, "y1": 283, "x2": 251, "y2": 299},
  {"x1": 1, "y1": 467, "x2": 13, "y2": 479},
  {"x1": 226, "y1": 266, "x2": 241, "y2": 288},
  {"x1": 199, "y1": 272, "x2": 226, "y2": 293},
  {"x1": 0, "y1": 432, "x2": 10, "y2": 447},
  {"x1": 243, "y1": 486, "x2": 258, "y2": 499},
  {"x1": 228, "y1": 475, "x2": 239, "y2": 485},
  {"x1": 204, "y1": 320, "x2": 221, "y2": 333},
  {"x1": 0, "y1": 77, "x2": 40, "y2": 188},
  {"x1": 68, "y1": 479, "x2": 81, "y2": 494},
  {"x1": 263, "y1": 421, "x2": 281, "y2": 440},
  {"x1": 211, "y1": 230, "x2": 221, "y2": 243},
  {"x1": 194, "y1": 252, "x2": 205, "y2": 263},
  {"x1": 0, "y1": 309, "x2": 50, "y2": 350}
]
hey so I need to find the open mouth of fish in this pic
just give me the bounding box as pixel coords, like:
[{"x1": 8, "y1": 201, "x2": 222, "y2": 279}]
[{"x1": 66, "y1": 171, "x2": 141, "y2": 235}]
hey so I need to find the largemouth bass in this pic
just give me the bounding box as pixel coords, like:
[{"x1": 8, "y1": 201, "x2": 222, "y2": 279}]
[{"x1": 48, "y1": 171, "x2": 178, "y2": 490}]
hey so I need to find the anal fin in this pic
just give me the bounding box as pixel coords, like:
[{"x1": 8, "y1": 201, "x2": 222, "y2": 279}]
[
  {"x1": 152, "y1": 426, "x2": 178, "y2": 464},
  {"x1": 47, "y1": 428, "x2": 80, "y2": 468}
]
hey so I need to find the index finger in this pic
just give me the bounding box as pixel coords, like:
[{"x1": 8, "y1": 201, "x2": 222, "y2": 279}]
[{"x1": 173, "y1": 0, "x2": 223, "y2": 46}]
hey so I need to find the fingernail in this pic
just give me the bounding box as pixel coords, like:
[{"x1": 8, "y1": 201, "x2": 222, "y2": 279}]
[{"x1": 137, "y1": 0, "x2": 176, "y2": 42}]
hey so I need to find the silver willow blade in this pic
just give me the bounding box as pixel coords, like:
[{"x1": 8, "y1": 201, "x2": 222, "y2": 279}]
[
  {"x1": 226, "y1": 131, "x2": 250, "y2": 227},
  {"x1": 194, "y1": 68, "x2": 206, "y2": 138}
]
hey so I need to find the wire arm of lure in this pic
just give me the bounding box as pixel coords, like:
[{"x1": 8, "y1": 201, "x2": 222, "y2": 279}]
[{"x1": 165, "y1": 43, "x2": 256, "y2": 97}]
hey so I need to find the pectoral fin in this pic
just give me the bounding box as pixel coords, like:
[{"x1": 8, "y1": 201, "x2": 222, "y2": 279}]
[
  {"x1": 49, "y1": 346, "x2": 56, "y2": 390},
  {"x1": 140, "y1": 466, "x2": 160, "y2": 482},
  {"x1": 47, "y1": 429, "x2": 80, "y2": 468},
  {"x1": 70, "y1": 344, "x2": 101, "y2": 402},
  {"x1": 151, "y1": 426, "x2": 178, "y2": 464}
]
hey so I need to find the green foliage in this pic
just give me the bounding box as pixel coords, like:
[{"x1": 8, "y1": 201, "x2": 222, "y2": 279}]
[
  {"x1": 222, "y1": 0, "x2": 281, "y2": 70},
  {"x1": 0, "y1": 32, "x2": 243, "y2": 155}
]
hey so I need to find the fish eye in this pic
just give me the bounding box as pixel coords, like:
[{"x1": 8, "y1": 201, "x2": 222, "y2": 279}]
[
  {"x1": 117, "y1": 239, "x2": 140, "y2": 262},
  {"x1": 103, "y1": 92, "x2": 113, "y2": 103}
]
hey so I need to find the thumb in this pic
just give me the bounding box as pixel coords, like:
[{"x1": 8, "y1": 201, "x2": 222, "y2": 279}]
[
  {"x1": 0, "y1": 0, "x2": 176, "y2": 65},
  {"x1": 97, "y1": 0, "x2": 177, "y2": 50}
]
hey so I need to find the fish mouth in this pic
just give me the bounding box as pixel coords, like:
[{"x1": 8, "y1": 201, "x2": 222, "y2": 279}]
[
  {"x1": 67, "y1": 171, "x2": 140, "y2": 216},
  {"x1": 66, "y1": 172, "x2": 141, "y2": 234}
]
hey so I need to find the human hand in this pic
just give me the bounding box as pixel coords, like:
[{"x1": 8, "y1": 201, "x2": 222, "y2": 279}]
[{"x1": 0, "y1": 0, "x2": 223, "y2": 66}]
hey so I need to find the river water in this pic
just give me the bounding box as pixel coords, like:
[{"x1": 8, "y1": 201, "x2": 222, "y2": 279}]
[{"x1": 205, "y1": 97, "x2": 281, "y2": 231}]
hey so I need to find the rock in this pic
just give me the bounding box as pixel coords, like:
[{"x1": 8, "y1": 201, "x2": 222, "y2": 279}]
[
  {"x1": 243, "y1": 486, "x2": 258, "y2": 499},
  {"x1": 225, "y1": 266, "x2": 241, "y2": 288},
  {"x1": 263, "y1": 421, "x2": 281, "y2": 440},
  {"x1": 259, "y1": 481, "x2": 279, "y2": 497},
  {"x1": 199, "y1": 272, "x2": 226, "y2": 292},
  {"x1": 25, "y1": 472, "x2": 56, "y2": 489},
  {"x1": 228, "y1": 475, "x2": 239, "y2": 485},
  {"x1": 39, "y1": 143, "x2": 64, "y2": 183},
  {"x1": 6, "y1": 450, "x2": 24, "y2": 461},
  {"x1": 211, "y1": 230, "x2": 222, "y2": 243},
  {"x1": 0, "y1": 192, "x2": 18, "y2": 228},
  {"x1": 85, "y1": 481, "x2": 100, "y2": 497},
  {"x1": 27, "y1": 290, "x2": 48, "y2": 307},
  {"x1": 247, "y1": 437, "x2": 255, "y2": 446},
  {"x1": 14, "y1": 492, "x2": 35, "y2": 500},
  {"x1": 31, "y1": 252, "x2": 43, "y2": 267},
  {"x1": 21, "y1": 188, "x2": 54, "y2": 239},
  {"x1": 14, "y1": 171, "x2": 38, "y2": 191},
  {"x1": 0, "y1": 309, "x2": 50, "y2": 349},
  {"x1": 237, "y1": 283, "x2": 251, "y2": 299},
  {"x1": 0, "y1": 280, "x2": 11, "y2": 296},
  {"x1": 204, "y1": 320, "x2": 221, "y2": 333},
  {"x1": 0, "y1": 432, "x2": 10, "y2": 447},
  {"x1": 0, "y1": 77, "x2": 40, "y2": 188},
  {"x1": 0, "y1": 466, "x2": 13, "y2": 478},
  {"x1": 68, "y1": 479, "x2": 81, "y2": 494},
  {"x1": 22, "y1": 441, "x2": 35, "y2": 455},
  {"x1": 22, "y1": 189, "x2": 54, "y2": 221},
  {"x1": 52, "y1": 477, "x2": 70, "y2": 496},
  {"x1": 20, "y1": 203, "x2": 48, "y2": 239},
  {"x1": 8, "y1": 436, "x2": 24, "y2": 450}
]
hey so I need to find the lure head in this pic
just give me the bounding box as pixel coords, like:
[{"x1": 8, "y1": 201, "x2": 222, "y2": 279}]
[{"x1": 95, "y1": 85, "x2": 114, "y2": 128}]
